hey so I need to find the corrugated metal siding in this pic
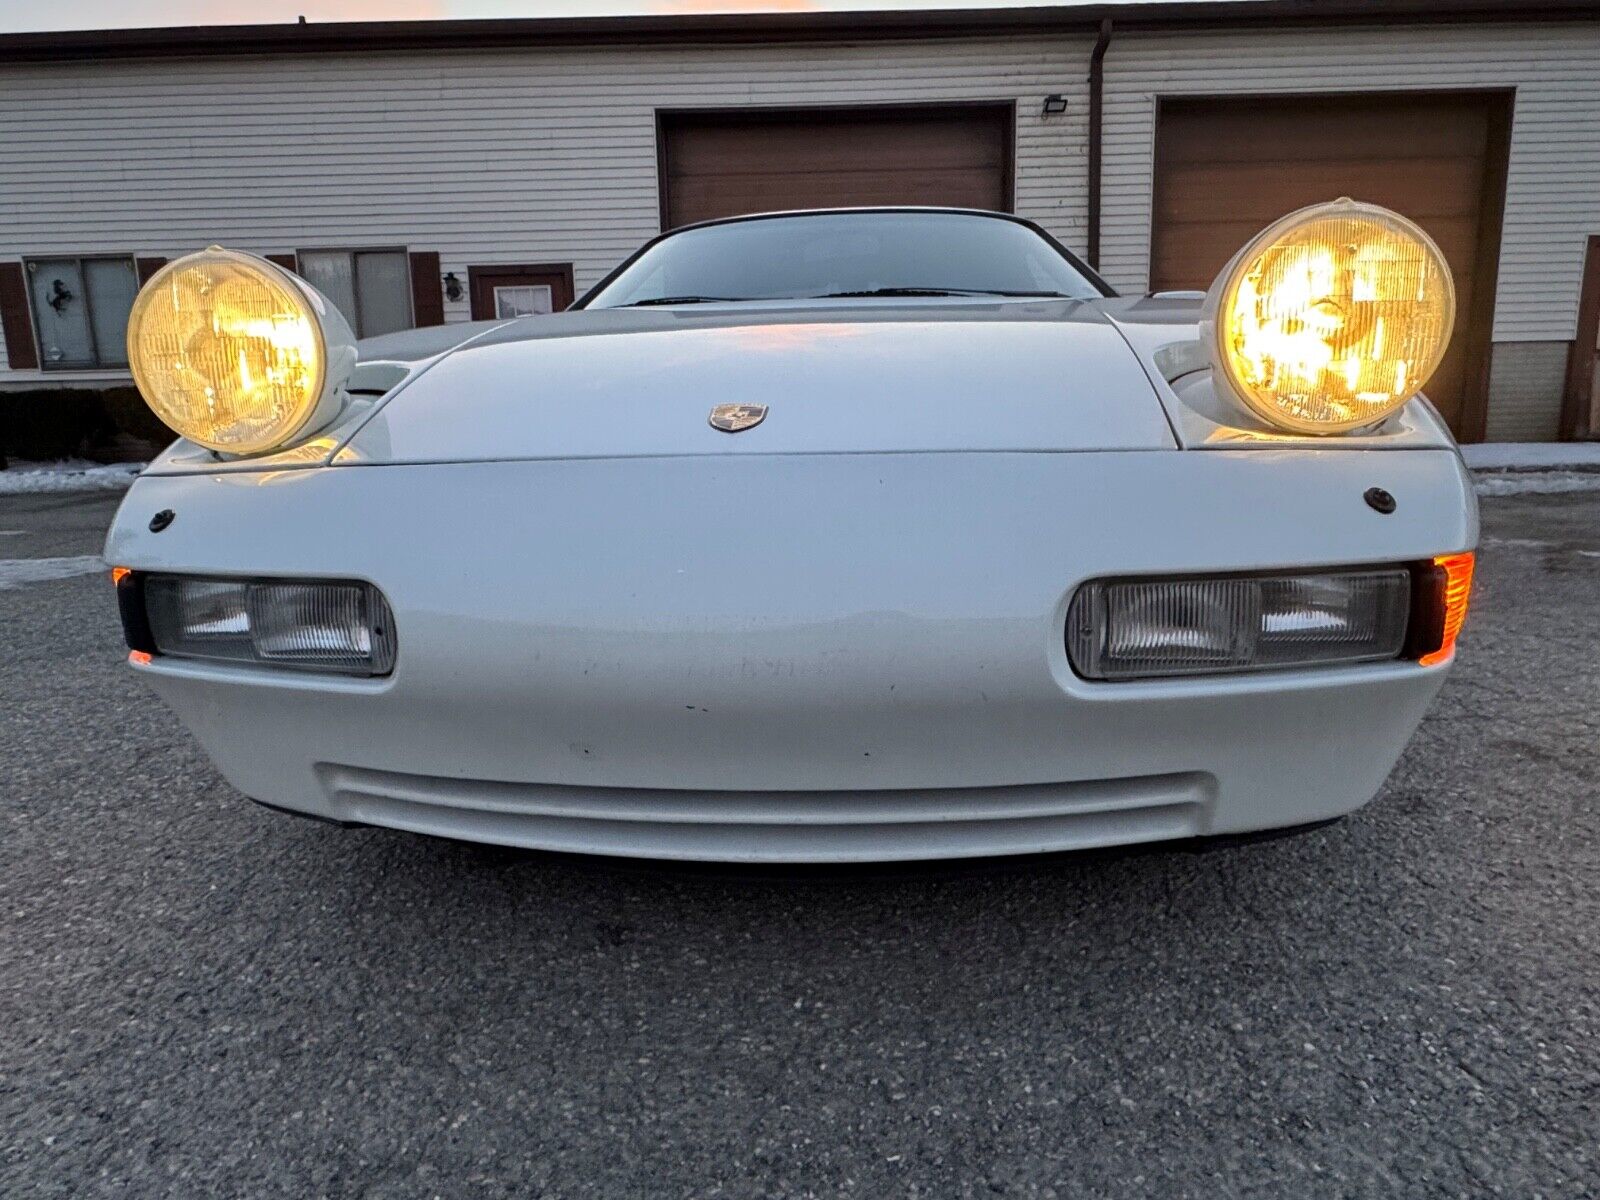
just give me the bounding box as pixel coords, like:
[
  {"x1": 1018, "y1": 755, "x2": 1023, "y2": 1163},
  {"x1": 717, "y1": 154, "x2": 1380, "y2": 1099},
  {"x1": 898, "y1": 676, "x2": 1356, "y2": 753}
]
[
  {"x1": 0, "y1": 36, "x2": 1090, "y2": 381},
  {"x1": 1099, "y1": 21, "x2": 1600, "y2": 345}
]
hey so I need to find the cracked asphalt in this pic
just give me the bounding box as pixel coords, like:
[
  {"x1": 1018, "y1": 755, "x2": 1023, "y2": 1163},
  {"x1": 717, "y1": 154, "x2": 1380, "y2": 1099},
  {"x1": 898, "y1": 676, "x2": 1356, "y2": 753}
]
[{"x1": 1, "y1": 488, "x2": 1596, "y2": 1198}]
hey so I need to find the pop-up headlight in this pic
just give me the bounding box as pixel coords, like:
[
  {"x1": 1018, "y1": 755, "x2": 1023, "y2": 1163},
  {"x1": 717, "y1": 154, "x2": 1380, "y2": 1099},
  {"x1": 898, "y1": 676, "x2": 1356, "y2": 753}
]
[
  {"x1": 1203, "y1": 199, "x2": 1456, "y2": 435},
  {"x1": 126, "y1": 247, "x2": 356, "y2": 455}
]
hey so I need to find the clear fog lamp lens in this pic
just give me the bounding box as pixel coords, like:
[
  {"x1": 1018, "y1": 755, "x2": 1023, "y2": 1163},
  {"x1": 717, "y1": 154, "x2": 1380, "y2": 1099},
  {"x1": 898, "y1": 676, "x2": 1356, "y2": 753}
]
[
  {"x1": 126, "y1": 247, "x2": 330, "y2": 455},
  {"x1": 142, "y1": 576, "x2": 396, "y2": 676},
  {"x1": 1067, "y1": 569, "x2": 1412, "y2": 681},
  {"x1": 1210, "y1": 200, "x2": 1455, "y2": 434}
]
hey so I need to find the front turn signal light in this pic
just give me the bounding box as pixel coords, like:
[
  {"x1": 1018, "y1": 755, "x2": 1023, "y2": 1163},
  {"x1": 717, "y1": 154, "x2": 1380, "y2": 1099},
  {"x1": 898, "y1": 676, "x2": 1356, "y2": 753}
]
[{"x1": 1411, "y1": 552, "x2": 1475, "y2": 666}]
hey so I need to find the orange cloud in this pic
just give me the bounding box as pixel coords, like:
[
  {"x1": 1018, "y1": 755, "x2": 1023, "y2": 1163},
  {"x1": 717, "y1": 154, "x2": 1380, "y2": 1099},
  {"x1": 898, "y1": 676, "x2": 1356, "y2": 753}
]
[{"x1": 61, "y1": 0, "x2": 448, "y2": 26}]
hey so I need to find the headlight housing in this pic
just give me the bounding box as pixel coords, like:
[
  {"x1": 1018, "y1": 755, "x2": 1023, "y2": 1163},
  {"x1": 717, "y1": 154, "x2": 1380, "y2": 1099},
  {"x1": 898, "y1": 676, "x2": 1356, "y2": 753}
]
[
  {"x1": 1064, "y1": 556, "x2": 1475, "y2": 681},
  {"x1": 1067, "y1": 567, "x2": 1413, "y2": 680},
  {"x1": 126, "y1": 246, "x2": 356, "y2": 456},
  {"x1": 118, "y1": 572, "x2": 397, "y2": 677},
  {"x1": 1203, "y1": 199, "x2": 1455, "y2": 435}
]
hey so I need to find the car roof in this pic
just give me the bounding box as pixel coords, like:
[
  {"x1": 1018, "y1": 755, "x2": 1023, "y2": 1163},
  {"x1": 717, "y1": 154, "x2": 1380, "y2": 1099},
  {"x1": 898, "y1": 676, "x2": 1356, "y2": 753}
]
[{"x1": 666, "y1": 206, "x2": 1032, "y2": 236}]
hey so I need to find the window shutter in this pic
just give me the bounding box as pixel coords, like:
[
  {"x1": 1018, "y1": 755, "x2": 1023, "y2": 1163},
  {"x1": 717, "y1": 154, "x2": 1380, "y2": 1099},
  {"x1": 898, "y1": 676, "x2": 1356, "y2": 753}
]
[
  {"x1": 265, "y1": 253, "x2": 298, "y2": 273},
  {"x1": 135, "y1": 256, "x2": 168, "y2": 284},
  {"x1": 409, "y1": 251, "x2": 444, "y2": 327},
  {"x1": 0, "y1": 262, "x2": 39, "y2": 370}
]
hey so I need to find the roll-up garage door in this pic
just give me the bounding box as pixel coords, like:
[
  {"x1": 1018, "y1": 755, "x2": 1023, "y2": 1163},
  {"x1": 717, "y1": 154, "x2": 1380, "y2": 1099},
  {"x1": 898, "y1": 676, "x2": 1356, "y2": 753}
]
[{"x1": 659, "y1": 106, "x2": 1013, "y2": 230}]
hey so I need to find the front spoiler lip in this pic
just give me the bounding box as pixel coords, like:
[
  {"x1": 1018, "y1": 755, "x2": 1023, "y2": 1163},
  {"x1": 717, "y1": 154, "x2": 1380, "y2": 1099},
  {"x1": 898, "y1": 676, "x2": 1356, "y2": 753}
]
[
  {"x1": 307, "y1": 765, "x2": 1223, "y2": 863},
  {"x1": 248, "y1": 794, "x2": 1347, "y2": 870}
]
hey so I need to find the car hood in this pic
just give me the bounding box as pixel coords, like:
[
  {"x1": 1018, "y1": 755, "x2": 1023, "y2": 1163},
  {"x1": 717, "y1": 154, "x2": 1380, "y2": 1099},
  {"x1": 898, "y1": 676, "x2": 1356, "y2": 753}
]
[{"x1": 334, "y1": 298, "x2": 1177, "y2": 464}]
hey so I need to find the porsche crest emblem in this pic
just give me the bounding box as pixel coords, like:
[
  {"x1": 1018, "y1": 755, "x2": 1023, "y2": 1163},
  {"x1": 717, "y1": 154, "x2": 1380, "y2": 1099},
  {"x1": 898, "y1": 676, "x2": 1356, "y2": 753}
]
[{"x1": 709, "y1": 403, "x2": 768, "y2": 433}]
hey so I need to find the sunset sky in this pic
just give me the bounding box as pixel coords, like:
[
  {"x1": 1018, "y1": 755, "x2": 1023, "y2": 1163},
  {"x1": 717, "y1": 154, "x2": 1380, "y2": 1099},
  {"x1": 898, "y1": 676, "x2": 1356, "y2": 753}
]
[{"x1": 1, "y1": 0, "x2": 1185, "y2": 36}]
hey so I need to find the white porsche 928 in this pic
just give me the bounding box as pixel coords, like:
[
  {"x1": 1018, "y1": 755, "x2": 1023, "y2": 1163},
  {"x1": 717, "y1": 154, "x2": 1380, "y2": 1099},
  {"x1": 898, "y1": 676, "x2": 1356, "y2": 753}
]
[{"x1": 106, "y1": 202, "x2": 1476, "y2": 862}]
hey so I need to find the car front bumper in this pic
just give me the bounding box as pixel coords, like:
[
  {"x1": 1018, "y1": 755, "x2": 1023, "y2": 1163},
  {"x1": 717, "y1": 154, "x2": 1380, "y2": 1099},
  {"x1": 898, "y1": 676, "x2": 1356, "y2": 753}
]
[{"x1": 108, "y1": 448, "x2": 1476, "y2": 862}]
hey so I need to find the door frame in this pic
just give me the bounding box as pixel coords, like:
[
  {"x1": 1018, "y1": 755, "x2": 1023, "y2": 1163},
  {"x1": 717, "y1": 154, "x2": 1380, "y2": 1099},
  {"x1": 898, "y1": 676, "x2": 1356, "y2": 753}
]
[
  {"x1": 467, "y1": 263, "x2": 575, "y2": 320},
  {"x1": 1148, "y1": 88, "x2": 1514, "y2": 443},
  {"x1": 654, "y1": 102, "x2": 1018, "y2": 231},
  {"x1": 1560, "y1": 234, "x2": 1600, "y2": 441}
]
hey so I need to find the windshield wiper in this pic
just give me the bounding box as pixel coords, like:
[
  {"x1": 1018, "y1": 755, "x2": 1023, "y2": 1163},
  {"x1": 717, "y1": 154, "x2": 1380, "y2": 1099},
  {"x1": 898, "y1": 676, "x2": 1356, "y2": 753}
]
[
  {"x1": 617, "y1": 288, "x2": 1075, "y2": 306},
  {"x1": 616, "y1": 295, "x2": 743, "y2": 307},
  {"x1": 811, "y1": 287, "x2": 1073, "y2": 299}
]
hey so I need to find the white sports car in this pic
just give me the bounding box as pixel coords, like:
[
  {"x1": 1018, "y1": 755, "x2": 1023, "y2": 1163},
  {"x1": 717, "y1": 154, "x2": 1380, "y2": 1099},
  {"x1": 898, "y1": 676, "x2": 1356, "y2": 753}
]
[{"x1": 106, "y1": 204, "x2": 1476, "y2": 862}]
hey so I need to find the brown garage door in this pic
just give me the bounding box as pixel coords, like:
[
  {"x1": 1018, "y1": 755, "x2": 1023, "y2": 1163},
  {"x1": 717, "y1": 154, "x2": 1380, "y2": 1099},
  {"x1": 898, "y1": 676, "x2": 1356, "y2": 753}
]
[
  {"x1": 1151, "y1": 92, "x2": 1510, "y2": 440},
  {"x1": 659, "y1": 106, "x2": 1013, "y2": 230}
]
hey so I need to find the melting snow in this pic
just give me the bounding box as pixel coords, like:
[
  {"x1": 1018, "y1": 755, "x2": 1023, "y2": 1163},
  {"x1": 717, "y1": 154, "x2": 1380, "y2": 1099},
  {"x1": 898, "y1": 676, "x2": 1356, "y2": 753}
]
[
  {"x1": 1462, "y1": 443, "x2": 1600, "y2": 472},
  {"x1": 0, "y1": 460, "x2": 144, "y2": 496},
  {"x1": 1474, "y1": 471, "x2": 1600, "y2": 497}
]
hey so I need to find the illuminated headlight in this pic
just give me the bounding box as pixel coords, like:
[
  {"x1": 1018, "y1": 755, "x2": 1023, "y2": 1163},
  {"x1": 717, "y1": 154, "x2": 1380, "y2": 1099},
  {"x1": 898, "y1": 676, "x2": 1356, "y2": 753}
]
[
  {"x1": 1204, "y1": 199, "x2": 1455, "y2": 435},
  {"x1": 1066, "y1": 568, "x2": 1414, "y2": 681},
  {"x1": 124, "y1": 575, "x2": 396, "y2": 676},
  {"x1": 126, "y1": 247, "x2": 356, "y2": 455}
]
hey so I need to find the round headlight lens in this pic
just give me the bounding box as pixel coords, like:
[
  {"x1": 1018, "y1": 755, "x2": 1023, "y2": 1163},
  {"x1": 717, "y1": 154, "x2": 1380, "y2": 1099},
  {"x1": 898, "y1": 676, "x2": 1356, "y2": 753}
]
[
  {"x1": 1207, "y1": 199, "x2": 1456, "y2": 434},
  {"x1": 127, "y1": 247, "x2": 339, "y2": 455}
]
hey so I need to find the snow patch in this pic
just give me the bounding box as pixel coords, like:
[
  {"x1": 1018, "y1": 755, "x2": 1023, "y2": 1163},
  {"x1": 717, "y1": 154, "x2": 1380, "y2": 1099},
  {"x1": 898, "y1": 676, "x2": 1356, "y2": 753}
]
[
  {"x1": 0, "y1": 555, "x2": 107, "y2": 590},
  {"x1": 0, "y1": 460, "x2": 144, "y2": 495},
  {"x1": 1461, "y1": 442, "x2": 1600, "y2": 472},
  {"x1": 1474, "y1": 471, "x2": 1600, "y2": 497}
]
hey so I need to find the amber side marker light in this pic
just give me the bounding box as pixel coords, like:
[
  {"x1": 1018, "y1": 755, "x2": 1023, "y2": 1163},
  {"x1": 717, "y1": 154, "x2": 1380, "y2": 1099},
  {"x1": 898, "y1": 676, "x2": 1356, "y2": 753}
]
[
  {"x1": 113, "y1": 567, "x2": 142, "y2": 663},
  {"x1": 1409, "y1": 552, "x2": 1475, "y2": 666},
  {"x1": 112, "y1": 567, "x2": 159, "y2": 660}
]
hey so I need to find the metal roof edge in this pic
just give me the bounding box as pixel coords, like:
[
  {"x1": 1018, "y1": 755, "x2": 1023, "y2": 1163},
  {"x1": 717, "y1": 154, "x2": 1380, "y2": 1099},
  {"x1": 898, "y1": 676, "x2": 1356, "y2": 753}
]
[{"x1": 1, "y1": 1, "x2": 1597, "y2": 63}]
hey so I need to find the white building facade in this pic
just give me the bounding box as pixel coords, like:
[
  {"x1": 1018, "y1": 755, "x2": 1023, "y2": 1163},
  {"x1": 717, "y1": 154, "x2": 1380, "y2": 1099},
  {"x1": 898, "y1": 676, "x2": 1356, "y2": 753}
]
[{"x1": 2, "y1": 1, "x2": 1597, "y2": 443}]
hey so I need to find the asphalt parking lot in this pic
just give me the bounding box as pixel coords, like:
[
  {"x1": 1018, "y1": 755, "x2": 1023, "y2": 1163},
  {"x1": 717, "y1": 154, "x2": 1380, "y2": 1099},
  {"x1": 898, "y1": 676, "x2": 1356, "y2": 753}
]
[{"x1": 1, "y1": 487, "x2": 1596, "y2": 1198}]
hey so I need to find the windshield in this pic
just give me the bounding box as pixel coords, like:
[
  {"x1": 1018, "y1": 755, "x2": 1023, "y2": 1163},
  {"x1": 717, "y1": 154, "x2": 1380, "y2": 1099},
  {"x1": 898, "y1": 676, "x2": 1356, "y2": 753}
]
[{"x1": 582, "y1": 211, "x2": 1109, "y2": 307}]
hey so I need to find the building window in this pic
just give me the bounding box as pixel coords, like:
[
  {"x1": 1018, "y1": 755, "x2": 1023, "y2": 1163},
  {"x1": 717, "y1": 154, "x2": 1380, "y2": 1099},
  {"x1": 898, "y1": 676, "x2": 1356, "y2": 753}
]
[
  {"x1": 492, "y1": 284, "x2": 554, "y2": 319},
  {"x1": 297, "y1": 249, "x2": 413, "y2": 339},
  {"x1": 25, "y1": 256, "x2": 139, "y2": 369}
]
